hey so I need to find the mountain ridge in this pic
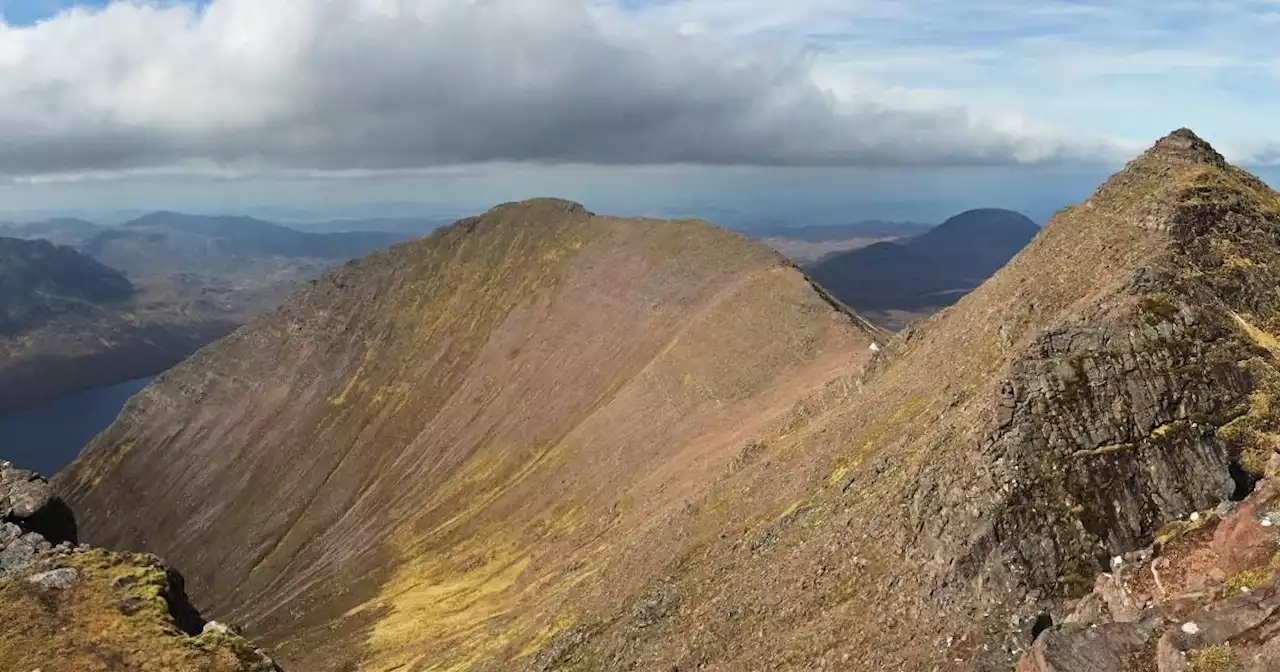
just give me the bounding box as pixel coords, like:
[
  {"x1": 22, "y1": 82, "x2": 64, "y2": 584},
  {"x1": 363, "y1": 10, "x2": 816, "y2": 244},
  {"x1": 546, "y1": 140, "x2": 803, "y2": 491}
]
[
  {"x1": 54, "y1": 130, "x2": 1280, "y2": 669},
  {"x1": 57, "y1": 197, "x2": 878, "y2": 668}
]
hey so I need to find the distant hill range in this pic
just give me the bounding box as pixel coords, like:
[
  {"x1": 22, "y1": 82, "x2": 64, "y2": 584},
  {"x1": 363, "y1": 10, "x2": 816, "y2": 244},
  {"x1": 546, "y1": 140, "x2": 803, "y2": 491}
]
[
  {"x1": 0, "y1": 236, "x2": 239, "y2": 412},
  {"x1": 807, "y1": 208, "x2": 1039, "y2": 328},
  {"x1": 749, "y1": 220, "x2": 933, "y2": 264},
  {"x1": 748, "y1": 220, "x2": 933, "y2": 243},
  {"x1": 284, "y1": 216, "x2": 453, "y2": 236},
  {"x1": 0, "y1": 213, "x2": 411, "y2": 412},
  {"x1": 0, "y1": 238, "x2": 133, "y2": 336},
  {"x1": 3, "y1": 212, "x2": 407, "y2": 280},
  {"x1": 99, "y1": 212, "x2": 403, "y2": 272},
  {"x1": 0, "y1": 218, "x2": 104, "y2": 248}
]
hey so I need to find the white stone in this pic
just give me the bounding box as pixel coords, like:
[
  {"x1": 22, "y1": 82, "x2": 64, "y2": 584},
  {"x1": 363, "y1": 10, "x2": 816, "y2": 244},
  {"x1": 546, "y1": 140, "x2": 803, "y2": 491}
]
[
  {"x1": 1190, "y1": 511, "x2": 1201, "y2": 522},
  {"x1": 202, "y1": 621, "x2": 234, "y2": 636},
  {"x1": 24, "y1": 568, "x2": 78, "y2": 591},
  {"x1": 1181, "y1": 622, "x2": 1200, "y2": 635}
]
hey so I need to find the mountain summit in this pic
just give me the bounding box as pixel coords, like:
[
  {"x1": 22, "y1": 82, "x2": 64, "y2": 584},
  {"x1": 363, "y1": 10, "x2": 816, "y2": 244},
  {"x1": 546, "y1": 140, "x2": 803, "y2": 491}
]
[
  {"x1": 1148, "y1": 126, "x2": 1228, "y2": 166},
  {"x1": 53, "y1": 130, "x2": 1280, "y2": 669}
]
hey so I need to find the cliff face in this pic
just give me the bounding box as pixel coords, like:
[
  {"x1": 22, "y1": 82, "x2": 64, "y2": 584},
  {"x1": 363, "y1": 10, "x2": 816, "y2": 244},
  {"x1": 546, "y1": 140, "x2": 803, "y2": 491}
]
[
  {"x1": 0, "y1": 461, "x2": 278, "y2": 672},
  {"x1": 57, "y1": 199, "x2": 879, "y2": 669}
]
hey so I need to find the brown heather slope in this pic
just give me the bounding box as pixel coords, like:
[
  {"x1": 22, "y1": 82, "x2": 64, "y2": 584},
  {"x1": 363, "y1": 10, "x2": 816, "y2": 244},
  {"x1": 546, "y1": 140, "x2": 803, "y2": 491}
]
[
  {"x1": 57, "y1": 130, "x2": 1280, "y2": 670},
  {"x1": 56, "y1": 199, "x2": 880, "y2": 669}
]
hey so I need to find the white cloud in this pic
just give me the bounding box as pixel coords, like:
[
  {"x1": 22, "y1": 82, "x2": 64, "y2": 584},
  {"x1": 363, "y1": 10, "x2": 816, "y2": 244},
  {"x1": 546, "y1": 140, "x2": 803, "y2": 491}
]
[
  {"x1": 625, "y1": 0, "x2": 1280, "y2": 165},
  {"x1": 1223, "y1": 140, "x2": 1280, "y2": 167},
  {"x1": 0, "y1": 0, "x2": 1130, "y2": 180}
]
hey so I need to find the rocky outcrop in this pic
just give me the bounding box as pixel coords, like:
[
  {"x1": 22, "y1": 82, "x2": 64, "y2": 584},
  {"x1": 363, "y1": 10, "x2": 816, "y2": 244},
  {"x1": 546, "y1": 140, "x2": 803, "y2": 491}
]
[
  {"x1": 0, "y1": 461, "x2": 279, "y2": 671},
  {"x1": 1, "y1": 460, "x2": 74, "y2": 573},
  {"x1": 948, "y1": 130, "x2": 1280, "y2": 617},
  {"x1": 1017, "y1": 477, "x2": 1280, "y2": 671}
]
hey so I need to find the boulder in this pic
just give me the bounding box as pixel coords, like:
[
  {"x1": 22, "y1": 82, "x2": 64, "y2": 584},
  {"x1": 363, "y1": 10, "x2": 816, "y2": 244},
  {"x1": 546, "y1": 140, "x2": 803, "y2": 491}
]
[
  {"x1": 1016, "y1": 620, "x2": 1159, "y2": 672},
  {"x1": 202, "y1": 621, "x2": 234, "y2": 636},
  {"x1": 0, "y1": 532, "x2": 47, "y2": 575},
  {"x1": 6, "y1": 478, "x2": 53, "y2": 520}
]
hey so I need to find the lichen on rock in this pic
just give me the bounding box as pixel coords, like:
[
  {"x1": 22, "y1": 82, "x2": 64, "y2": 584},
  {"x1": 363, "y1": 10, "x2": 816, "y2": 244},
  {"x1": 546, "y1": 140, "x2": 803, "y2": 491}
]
[{"x1": 0, "y1": 461, "x2": 279, "y2": 671}]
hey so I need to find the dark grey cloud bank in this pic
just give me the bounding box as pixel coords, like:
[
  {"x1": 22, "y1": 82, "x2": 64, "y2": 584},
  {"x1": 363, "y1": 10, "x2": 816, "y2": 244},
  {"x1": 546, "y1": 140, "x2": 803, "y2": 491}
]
[{"x1": 0, "y1": 0, "x2": 1126, "y2": 179}]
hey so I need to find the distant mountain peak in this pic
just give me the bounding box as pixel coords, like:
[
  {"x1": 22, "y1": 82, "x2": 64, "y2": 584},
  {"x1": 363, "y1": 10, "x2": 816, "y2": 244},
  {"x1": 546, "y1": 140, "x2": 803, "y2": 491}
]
[
  {"x1": 928, "y1": 208, "x2": 1038, "y2": 237},
  {"x1": 806, "y1": 207, "x2": 1038, "y2": 324}
]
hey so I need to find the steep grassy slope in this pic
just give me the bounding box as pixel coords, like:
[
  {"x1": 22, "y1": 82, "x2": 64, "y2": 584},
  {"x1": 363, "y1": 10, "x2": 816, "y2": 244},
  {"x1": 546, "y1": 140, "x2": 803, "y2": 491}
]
[{"x1": 58, "y1": 199, "x2": 879, "y2": 669}]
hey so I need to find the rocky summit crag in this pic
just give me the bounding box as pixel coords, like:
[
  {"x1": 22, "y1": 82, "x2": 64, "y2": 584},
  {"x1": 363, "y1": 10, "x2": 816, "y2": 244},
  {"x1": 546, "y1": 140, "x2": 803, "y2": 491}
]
[
  {"x1": 0, "y1": 461, "x2": 278, "y2": 671},
  {"x1": 49, "y1": 130, "x2": 1280, "y2": 670}
]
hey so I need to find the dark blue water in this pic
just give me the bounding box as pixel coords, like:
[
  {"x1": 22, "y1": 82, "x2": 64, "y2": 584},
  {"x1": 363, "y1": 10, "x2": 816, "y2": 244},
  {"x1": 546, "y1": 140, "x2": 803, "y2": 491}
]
[{"x1": 0, "y1": 377, "x2": 153, "y2": 477}]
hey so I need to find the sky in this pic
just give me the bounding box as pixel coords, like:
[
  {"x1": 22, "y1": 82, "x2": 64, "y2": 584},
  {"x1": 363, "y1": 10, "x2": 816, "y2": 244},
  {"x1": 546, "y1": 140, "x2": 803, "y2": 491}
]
[{"x1": 0, "y1": 0, "x2": 1276, "y2": 224}]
